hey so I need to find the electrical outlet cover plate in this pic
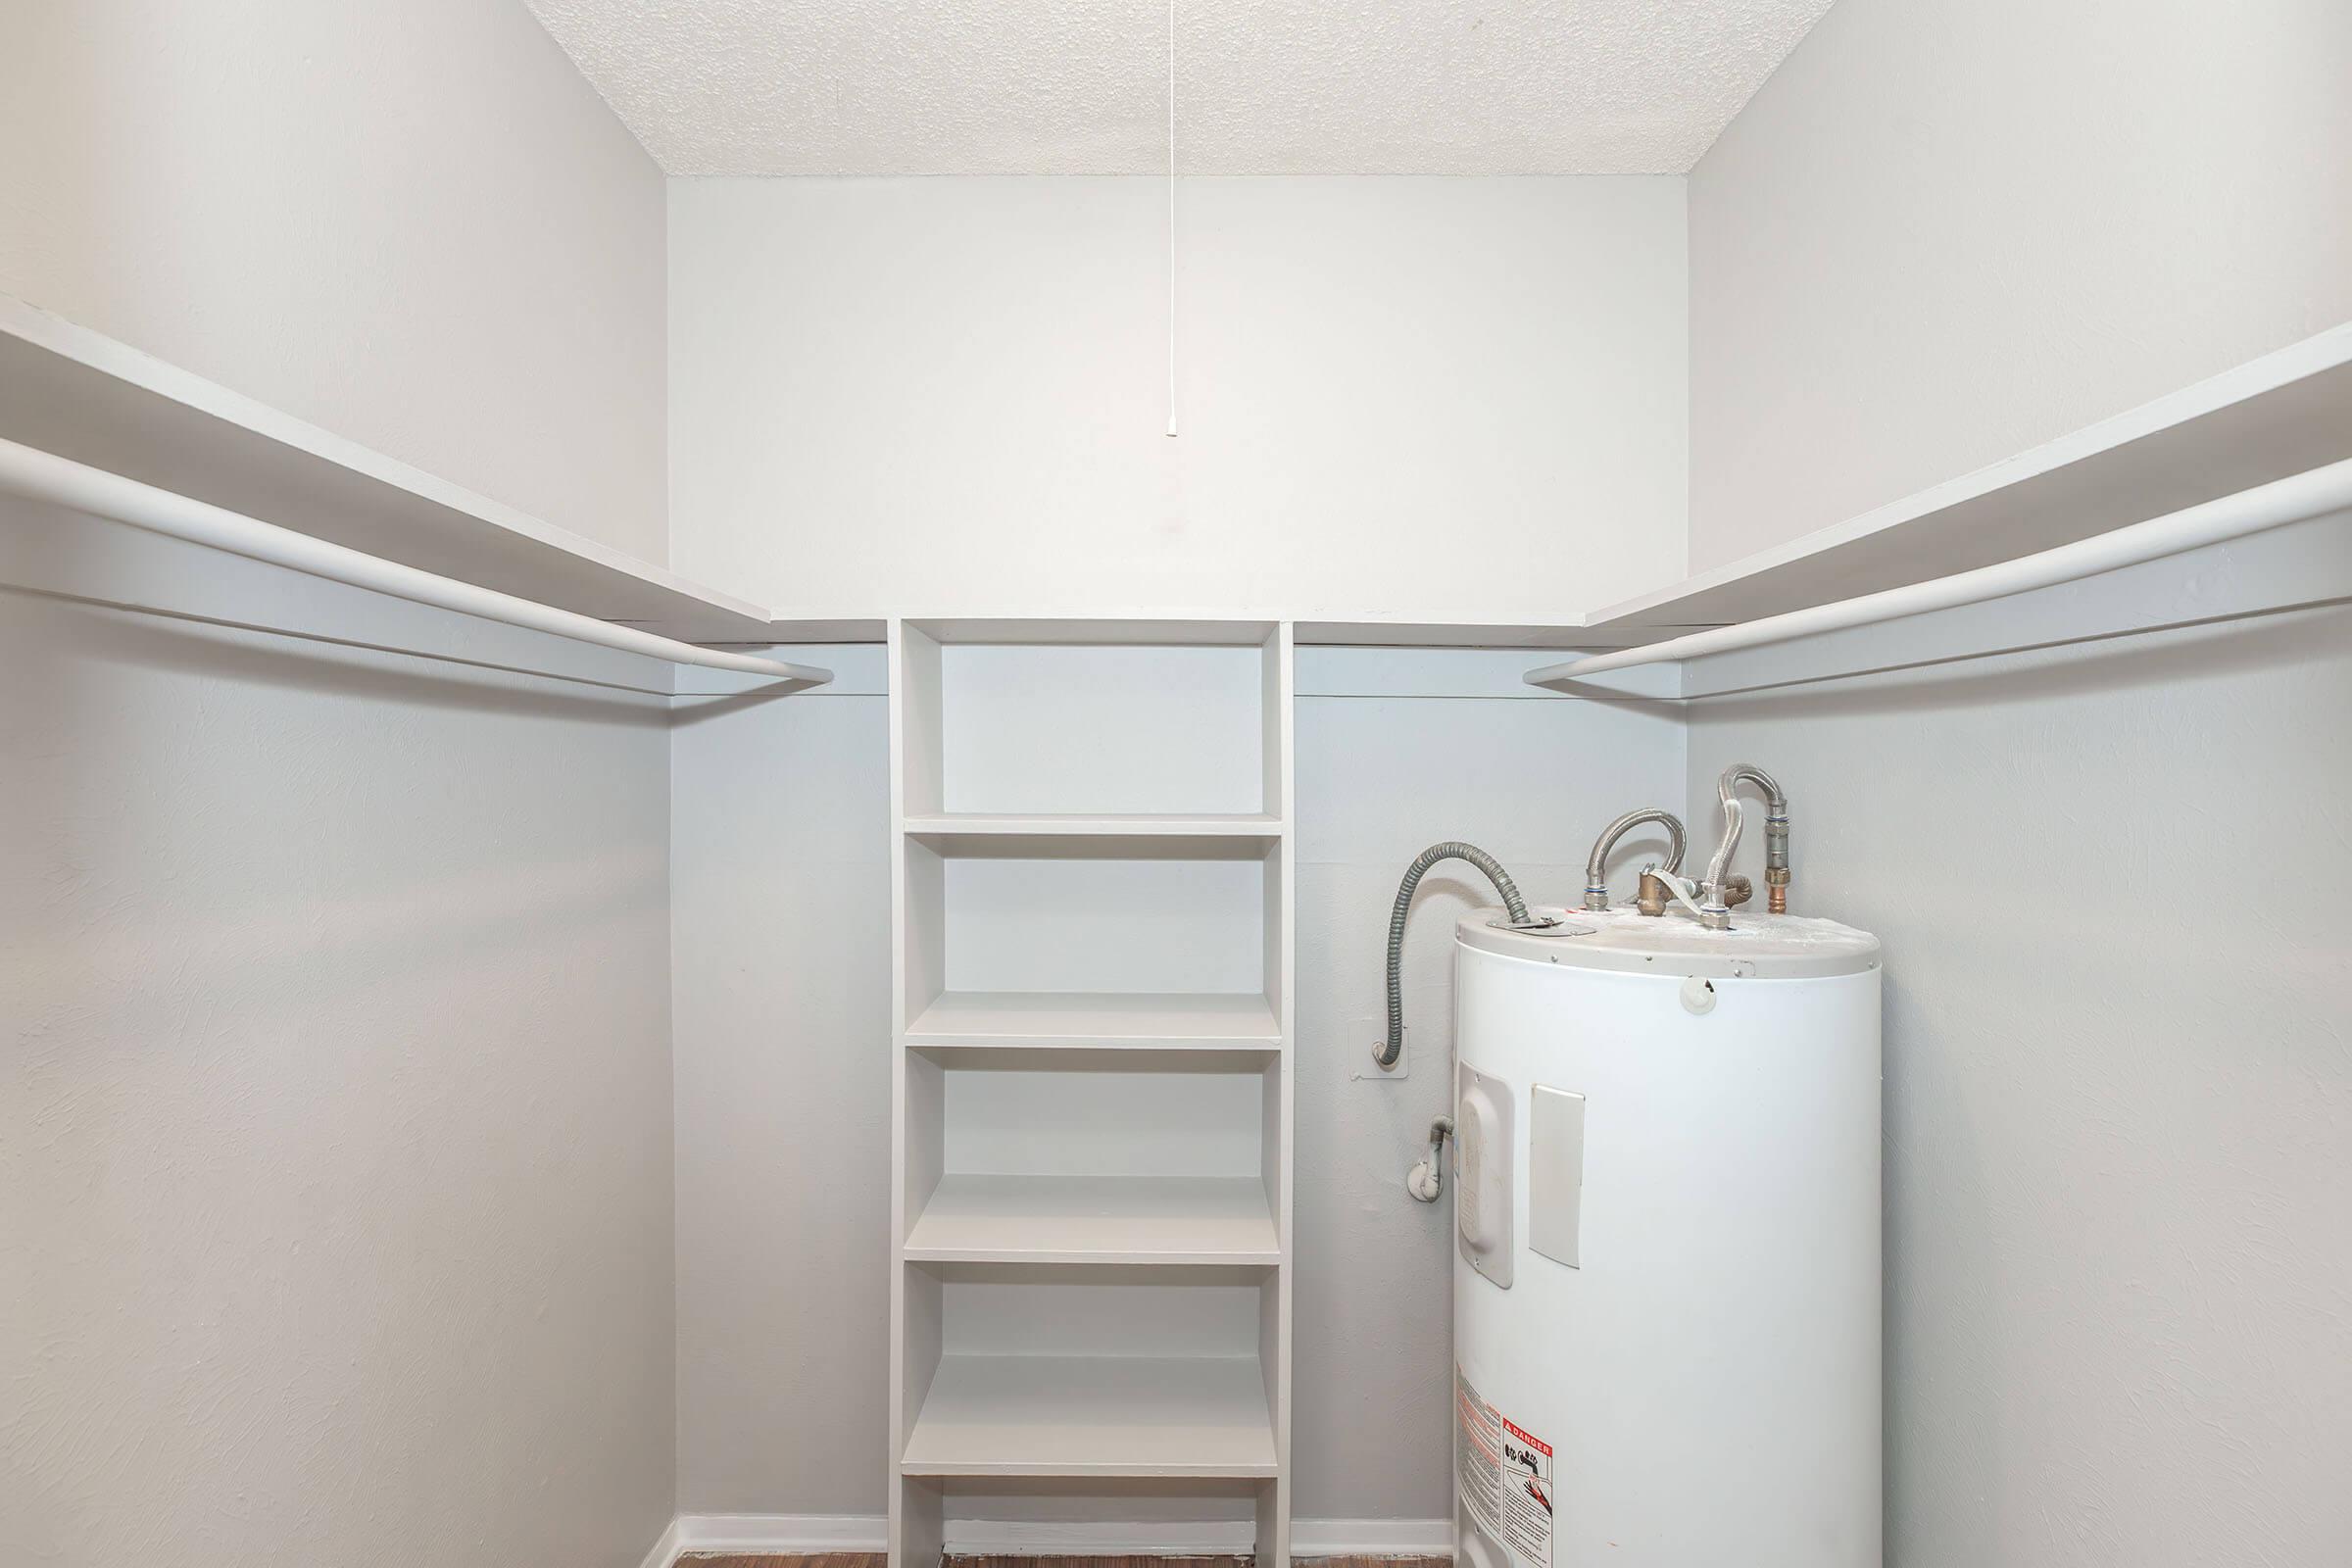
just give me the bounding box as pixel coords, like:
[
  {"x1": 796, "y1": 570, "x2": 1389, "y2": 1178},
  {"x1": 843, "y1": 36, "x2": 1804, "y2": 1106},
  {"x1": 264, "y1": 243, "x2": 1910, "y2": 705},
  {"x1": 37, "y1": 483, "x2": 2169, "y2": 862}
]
[{"x1": 1356, "y1": 1026, "x2": 1407, "y2": 1080}]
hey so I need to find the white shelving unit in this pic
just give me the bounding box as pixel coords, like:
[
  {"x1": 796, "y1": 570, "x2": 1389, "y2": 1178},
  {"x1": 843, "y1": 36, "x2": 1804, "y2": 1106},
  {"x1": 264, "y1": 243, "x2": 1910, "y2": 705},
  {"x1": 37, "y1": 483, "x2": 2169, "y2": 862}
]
[{"x1": 887, "y1": 618, "x2": 1295, "y2": 1567}]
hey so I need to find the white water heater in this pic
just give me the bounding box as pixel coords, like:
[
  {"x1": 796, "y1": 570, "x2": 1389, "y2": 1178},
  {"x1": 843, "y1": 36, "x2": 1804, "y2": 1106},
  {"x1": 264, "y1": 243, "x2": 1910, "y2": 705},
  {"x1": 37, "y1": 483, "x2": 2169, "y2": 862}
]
[{"x1": 1450, "y1": 905, "x2": 1883, "y2": 1568}]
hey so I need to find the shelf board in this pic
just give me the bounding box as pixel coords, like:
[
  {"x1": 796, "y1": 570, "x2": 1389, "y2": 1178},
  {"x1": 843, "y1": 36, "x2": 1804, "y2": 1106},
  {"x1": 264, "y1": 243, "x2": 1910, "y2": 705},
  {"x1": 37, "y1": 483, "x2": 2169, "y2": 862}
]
[
  {"x1": 905, "y1": 1174, "x2": 1280, "y2": 1266},
  {"x1": 1291, "y1": 619, "x2": 1671, "y2": 649},
  {"x1": 0, "y1": 295, "x2": 773, "y2": 645},
  {"x1": 905, "y1": 814, "x2": 1282, "y2": 858},
  {"x1": 901, "y1": 1353, "x2": 1278, "y2": 1478},
  {"x1": 906, "y1": 617, "x2": 1278, "y2": 647},
  {"x1": 905, "y1": 992, "x2": 1283, "y2": 1052},
  {"x1": 908, "y1": 1045, "x2": 1279, "y2": 1074},
  {"x1": 1584, "y1": 320, "x2": 2352, "y2": 639}
]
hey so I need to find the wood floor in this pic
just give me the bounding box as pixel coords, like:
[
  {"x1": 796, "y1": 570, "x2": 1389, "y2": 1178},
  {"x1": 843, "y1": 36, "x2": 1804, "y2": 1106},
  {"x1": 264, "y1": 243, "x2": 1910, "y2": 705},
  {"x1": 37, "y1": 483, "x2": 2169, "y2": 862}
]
[{"x1": 680, "y1": 1555, "x2": 1449, "y2": 1568}]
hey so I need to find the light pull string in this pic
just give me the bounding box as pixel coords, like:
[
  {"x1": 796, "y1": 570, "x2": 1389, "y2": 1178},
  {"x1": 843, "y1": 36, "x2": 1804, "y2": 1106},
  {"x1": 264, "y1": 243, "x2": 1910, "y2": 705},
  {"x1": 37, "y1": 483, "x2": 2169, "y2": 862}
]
[{"x1": 1166, "y1": 0, "x2": 1178, "y2": 437}]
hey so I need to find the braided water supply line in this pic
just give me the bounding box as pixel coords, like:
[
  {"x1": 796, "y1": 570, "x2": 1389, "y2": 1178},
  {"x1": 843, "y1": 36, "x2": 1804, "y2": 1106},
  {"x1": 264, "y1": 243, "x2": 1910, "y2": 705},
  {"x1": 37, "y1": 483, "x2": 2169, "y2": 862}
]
[{"x1": 1701, "y1": 764, "x2": 1789, "y2": 929}]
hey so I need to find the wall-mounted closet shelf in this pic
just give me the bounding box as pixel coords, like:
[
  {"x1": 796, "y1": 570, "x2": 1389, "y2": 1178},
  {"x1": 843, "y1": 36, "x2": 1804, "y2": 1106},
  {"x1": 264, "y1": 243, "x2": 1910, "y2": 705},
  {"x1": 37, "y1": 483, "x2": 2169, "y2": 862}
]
[
  {"x1": 779, "y1": 328, "x2": 2352, "y2": 652},
  {"x1": 20, "y1": 297, "x2": 2346, "y2": 665},
  {"x1": 764, "y1": 615, "x2": 1668, "y2": 649},
  {"x1": 1584, "y1": 320, "x2": 2352, "y2": 640},
  {"x1": 1532, "y1": 453, "x2": 2352, "y2": 682},
  {"x1": 0, "y1": 433, "x2": 830, "y2": 685},
  {"x1": 0, "y1": 295, "x2": 771, "y2": 646}
]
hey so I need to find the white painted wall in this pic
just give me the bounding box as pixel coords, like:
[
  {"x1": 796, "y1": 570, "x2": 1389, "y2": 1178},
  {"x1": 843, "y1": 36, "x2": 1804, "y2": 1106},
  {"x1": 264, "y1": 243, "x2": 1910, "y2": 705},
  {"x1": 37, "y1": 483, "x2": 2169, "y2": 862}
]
[
  {"x1": 0, "y1": 0, "x2": 669, "y2": 562},
  {"x1": 1688, "y1": 0, "x2": 2352, "y2": 572},
  {"x1": 0, "y1": 502, "x2": 679, "y2": 1567},
  {"x1": 1684, "y1": 516, "x2": 2352, "y2": 1567},
  {"x1": 667, "y1": 646, "x2": 1686, "y2": 1521},
  {"x1": 668, "y1": 176, "x2": 1687, "y2": 625}
]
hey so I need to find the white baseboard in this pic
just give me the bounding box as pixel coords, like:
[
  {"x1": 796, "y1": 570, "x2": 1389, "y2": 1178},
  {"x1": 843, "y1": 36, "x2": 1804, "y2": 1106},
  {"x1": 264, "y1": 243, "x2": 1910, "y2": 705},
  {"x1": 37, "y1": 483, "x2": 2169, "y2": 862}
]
[
  {"x1": 945, "y1": 1517, "x2": 1453, "y2": 1555},
  {"x1": 1292, "y1": 1517, "x2": 1455, "y2": 1554},
  {"x1": 653, "y1": 1512, "x2": 1450, "y2": 1562},
  {"x1": 637, "y1": 1516, "x2": 687, "y2": 1568},
  {"x1": 674, "y1": 1512, "x2": 891, "y2": 1553}
]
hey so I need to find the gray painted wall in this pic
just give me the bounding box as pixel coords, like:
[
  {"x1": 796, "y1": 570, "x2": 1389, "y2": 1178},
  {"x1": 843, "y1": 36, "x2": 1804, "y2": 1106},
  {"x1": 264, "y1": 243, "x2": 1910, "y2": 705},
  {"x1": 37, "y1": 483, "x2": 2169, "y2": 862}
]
[
  {"x1": 0, "y1": 505, "x2": 679, "y2": 1567},
  {"x1": 666, "y1": 647, "x2": 1687, "y2": 1523},
  {"x1": 1684, "y1": 519, "x2": 2352, "y2": 1565},
  {"x1": 669, "y1": 647, "x2": 893, "y2": 1514},
  {"x1": 1292, "y1": 651, "x2": 1684, "y2": 1521}
]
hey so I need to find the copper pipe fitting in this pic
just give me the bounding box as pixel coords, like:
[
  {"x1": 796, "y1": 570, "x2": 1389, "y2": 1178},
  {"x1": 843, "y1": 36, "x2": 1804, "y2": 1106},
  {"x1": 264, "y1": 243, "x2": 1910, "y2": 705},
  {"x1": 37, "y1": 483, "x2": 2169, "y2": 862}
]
[{"x1": 1636, "y1": 870, "x2": 1672, "y2": 918}]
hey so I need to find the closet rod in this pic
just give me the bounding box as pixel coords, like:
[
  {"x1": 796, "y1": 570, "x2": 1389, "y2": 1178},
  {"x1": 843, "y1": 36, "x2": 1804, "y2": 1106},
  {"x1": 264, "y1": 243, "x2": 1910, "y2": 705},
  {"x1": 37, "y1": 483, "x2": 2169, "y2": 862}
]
[
  {"x1": 1532, "y1": 456, "x2": 2352, "y2": 681},
  {"x1": 0, "y1": 436, "x2": 830, "y2": 687}
]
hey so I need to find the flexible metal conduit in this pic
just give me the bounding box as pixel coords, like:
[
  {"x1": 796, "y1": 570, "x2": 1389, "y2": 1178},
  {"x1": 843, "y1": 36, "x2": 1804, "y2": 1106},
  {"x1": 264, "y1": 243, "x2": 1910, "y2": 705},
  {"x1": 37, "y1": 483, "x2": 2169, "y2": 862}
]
[
  {"x1": 1530, "y1": 457, "x2": 2352, "y2": 681},
  {"x1": 1377, "y1": 841, "x2": 1528, "y2": 1070},
  {"x1": 0, "y1": 436, "x2": 832, "y2": 687}
]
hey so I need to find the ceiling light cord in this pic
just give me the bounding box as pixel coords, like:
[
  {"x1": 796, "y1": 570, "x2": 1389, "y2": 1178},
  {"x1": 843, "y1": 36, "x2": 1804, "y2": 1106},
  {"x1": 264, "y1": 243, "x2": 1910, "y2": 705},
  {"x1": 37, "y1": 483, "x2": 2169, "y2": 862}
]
[{"x1": 1166, "y1": 0, "x2": 1177, "y2": 438}]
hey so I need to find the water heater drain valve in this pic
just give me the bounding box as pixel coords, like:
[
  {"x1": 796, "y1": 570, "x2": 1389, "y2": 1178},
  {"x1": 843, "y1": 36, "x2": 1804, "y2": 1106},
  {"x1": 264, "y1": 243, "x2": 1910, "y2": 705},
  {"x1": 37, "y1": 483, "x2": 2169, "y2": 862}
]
[{"x1": 1406, "y1": 1114, "x2": 1453, "y2": 1202}]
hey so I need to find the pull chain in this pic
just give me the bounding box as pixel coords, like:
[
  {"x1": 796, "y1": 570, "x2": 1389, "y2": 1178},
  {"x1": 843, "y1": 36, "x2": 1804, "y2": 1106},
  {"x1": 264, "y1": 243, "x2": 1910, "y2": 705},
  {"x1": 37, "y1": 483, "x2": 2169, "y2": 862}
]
[{"x1": 1166, "y1": 0, "x2": 1178, "y2": 437}]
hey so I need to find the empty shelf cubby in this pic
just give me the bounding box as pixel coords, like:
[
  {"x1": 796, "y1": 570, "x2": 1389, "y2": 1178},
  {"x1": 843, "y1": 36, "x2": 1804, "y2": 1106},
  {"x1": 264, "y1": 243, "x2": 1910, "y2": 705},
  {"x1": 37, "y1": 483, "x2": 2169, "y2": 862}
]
[
  {"x1": 902, "y1": 1048, "x2": 1283, "y2": 1267},
  {"x1": 894, "y1": 620, "x2": 1284, "y2": 819},
  {"x1": 899, "y1": 835, "x2": 1284, "y2": 1051},
  {"x1": 898, "y1": 1263, "x2": 1280, "y2": 1480}
]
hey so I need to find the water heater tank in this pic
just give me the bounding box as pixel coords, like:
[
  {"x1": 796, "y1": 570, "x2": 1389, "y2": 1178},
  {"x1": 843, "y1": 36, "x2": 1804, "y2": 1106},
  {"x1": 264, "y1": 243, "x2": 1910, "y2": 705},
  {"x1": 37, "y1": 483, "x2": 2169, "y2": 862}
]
[{"x1": 1450, "y1": 905, "x2": 1882, "y2": 1568}]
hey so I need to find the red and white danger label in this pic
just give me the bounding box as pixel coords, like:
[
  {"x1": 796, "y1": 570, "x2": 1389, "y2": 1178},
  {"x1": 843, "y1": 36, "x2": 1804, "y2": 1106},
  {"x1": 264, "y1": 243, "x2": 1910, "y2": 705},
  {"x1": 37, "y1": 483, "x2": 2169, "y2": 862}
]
[
  {"x1": 1456, "y1": 1366, "x2": 1555, "y2": 1568},
  {"x1": 1498, "y1": 1414, "x2": 1554, "y2": 1566}
]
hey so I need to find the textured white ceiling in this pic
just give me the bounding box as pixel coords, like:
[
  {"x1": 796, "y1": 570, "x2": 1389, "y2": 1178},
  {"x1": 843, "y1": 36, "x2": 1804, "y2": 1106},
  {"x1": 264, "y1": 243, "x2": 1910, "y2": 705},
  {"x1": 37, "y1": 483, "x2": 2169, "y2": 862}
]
[{"x1": 523, "y1": 0, "x2": 1838, "y2": 175}]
